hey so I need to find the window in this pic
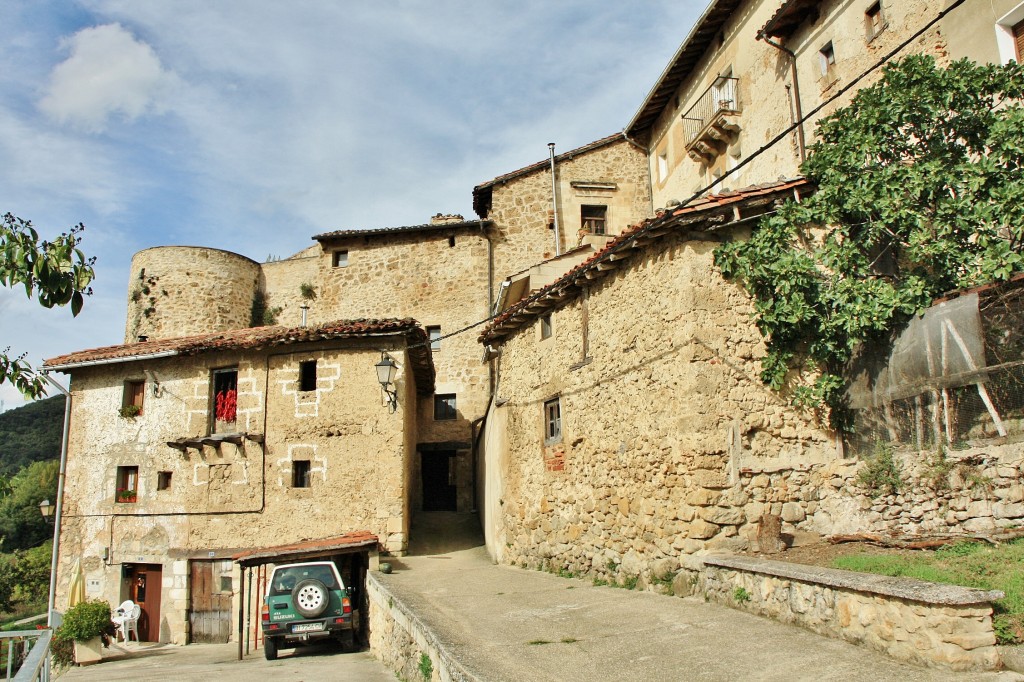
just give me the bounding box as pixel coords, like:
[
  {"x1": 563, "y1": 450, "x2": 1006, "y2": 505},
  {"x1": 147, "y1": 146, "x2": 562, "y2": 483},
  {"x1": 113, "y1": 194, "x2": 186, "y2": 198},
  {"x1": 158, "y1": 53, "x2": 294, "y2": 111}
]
[
  {"x1": 865, "y1": 2, "x2": 885, "y2": 41},
  {"x1": 995, "y1": 7, "x2": 1024, "y2": 64},
  {"x1": 1016, "y1": 19, "x2": 1024, "y2": 61},
  {"x1": 544, "y1": 397, "x2": 561, "y2": 444},
  {"x1": 157, "y1": 471, "x2": 172, "y2": 491},
  {"x1": 123, "y1": 380, "x2": 145, "y2": 416},
  {"x1": 428, "y1": 326, "x2": 442, "y2": 351},
  {"x1": 116, "y1": 466, "x2": 138, "y2": 503},
  {"x1": 212, "y1": 368, "x2": 238, "y2": 433},
  {"x1": 292, "y1": 460, "x2": 311, "y2": 488},
  {"x1": 581, "y1": 205, "x2": 607, "y2": 235},
  {"x1": 819, "y1": 42, "x2": 836, "y2": 76},
  {"x1": 540, "y1": 313, "x2": 552, "y2": 340},
  {"x1": 299, "y1": 360, "x2": 317, "y2": 392},
  {"x1": 657, "y1": 150, "x2": 669, "y2": 182},
  {"x1": 433, "y1": 394, "x2": 457, "y2": 420},
  {"x1": 332, "y1": 250, "x2": 348, "y2": 267}
]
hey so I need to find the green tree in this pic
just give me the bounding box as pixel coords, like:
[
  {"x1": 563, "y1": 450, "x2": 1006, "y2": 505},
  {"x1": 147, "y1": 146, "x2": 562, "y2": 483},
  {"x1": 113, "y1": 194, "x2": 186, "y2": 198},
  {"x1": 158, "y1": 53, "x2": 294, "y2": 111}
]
[
  {"x1": 714, "y1": 56, "x2": 1024, "y2": 427},
  {"x1": 1, "y1": 213, "x2": 95, "y2": 399},
  {"x1": 0, "y1": 460, "x2": 58, "y2": 552}
]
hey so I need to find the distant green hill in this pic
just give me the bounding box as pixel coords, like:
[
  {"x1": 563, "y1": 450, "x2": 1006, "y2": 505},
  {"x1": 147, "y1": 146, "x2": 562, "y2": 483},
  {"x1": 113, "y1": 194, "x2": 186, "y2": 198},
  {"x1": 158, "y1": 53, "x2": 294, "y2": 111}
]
[{"x1": 0, "y1": 397, "x2": 63, "y2": 476}]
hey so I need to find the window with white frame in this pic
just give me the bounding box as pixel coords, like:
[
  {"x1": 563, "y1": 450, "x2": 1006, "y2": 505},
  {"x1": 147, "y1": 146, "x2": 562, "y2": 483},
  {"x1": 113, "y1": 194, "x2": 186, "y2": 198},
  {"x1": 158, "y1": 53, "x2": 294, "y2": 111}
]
[
  {"x1": 428, "y1": 326, "x2": 442, "y2": 351},
  {"x1": 995, "y1": 5, "x2": 1024, "y2": 64},
  {"x1": 544, "y1": 397, "x2": 561, "y2": 444}
]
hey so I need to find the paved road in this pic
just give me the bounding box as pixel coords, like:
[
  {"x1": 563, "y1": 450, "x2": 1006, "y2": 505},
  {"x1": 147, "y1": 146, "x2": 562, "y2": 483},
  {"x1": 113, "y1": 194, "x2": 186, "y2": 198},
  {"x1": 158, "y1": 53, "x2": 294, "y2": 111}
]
[
  {"x1": 57, "y1": 640, "x2": 393, "y2": 681},
  {"x1": 376, "y1": 545, "x2": 1023, "y2": 682}
]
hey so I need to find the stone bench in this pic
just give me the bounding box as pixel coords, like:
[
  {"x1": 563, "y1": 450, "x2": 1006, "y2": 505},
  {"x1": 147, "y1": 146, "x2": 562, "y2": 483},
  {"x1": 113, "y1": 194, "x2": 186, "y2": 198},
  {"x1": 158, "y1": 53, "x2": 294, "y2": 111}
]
[{"x1": 698, "y1": 554, "x2": 1004, "y2": 671}]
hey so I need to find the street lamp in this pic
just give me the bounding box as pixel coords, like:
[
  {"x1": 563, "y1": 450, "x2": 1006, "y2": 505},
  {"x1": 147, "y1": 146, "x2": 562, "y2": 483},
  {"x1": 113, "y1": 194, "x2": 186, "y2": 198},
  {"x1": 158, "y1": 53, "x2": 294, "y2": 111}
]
[
  {"x1": 39, "y1": 499, "x2": 55, "y2": 522},
  {"x1": 375, "y1": 353, "x2": 398, "y2": 413}
]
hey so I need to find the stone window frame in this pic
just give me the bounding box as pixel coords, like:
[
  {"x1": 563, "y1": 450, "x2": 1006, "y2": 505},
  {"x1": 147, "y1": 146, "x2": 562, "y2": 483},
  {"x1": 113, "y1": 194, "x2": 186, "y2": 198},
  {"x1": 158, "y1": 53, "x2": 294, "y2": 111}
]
[
  {"x1": 292, "y1": 460, "x2": 312, "y2": 488},
  {"x1": 116, "y1": 465, "x2": 139, "y2": 503},
  {"x1": 864, "y1": 1, "x2": 887, "y2": 43},
  {"x1": 818, "y1": 41, "x2": 836, "y2": 77},
  {"x1": 580, "y1": 205, "x2": 607, "y2": 235},
  {"x1": 332, "y1": 250, "x2": 349, "y2": 267},
  {"x1": 427, "y1": 326, "x2": 442, "y2": 352},
  {"x1": 433, "y1": 393, "x2": 457, "y2": 421},
  {"x1": 543, "y1": 396, "x2": 562, "y2": 445},
  {"x1": 156, "y1": 471, "x2": 172, "y2": 491},
  {"x1": 539, "y1": 313, "x2": 553, "y2": 340},
  {"x1": 123, "y1": 379, "x2": 145, "y2": 415}
]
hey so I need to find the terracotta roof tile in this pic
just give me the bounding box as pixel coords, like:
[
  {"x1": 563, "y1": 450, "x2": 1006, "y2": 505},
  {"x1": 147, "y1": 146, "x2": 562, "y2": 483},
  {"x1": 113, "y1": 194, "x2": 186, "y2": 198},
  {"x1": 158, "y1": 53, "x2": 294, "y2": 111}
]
[
  {"x1": 44, "y1": 318, "x2": 436, "y2": 393},
  {"x1": 233, "y1": 530, "x2": 379, "y2": 565},
  {"x1": 313, "y1": 220, "x2": 491, "y2": 242},
  {"x1": 479, "y1": 178, "x2": 813, "y2": 345}
]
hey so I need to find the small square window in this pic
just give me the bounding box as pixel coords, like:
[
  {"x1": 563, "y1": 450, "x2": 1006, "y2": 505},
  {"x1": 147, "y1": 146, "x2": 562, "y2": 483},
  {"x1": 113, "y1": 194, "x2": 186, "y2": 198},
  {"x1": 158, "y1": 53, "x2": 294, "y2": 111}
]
[
  {"x1": 544, "y1": 397, "x2": 561, "y2": 444},
  {"x1": 157, "y1": 471, "x2": 172, "y2": 491},
  {"x1": 428, "y1": 326, "x2": 442, "y2": 352},
  {"x1": 540, "y1": 314, "x2": 552, "y2": 340},
  {"x1": 116, "y1": 466, "x2": 139, "y2": 503},
  {"x1": 123, "y1": 380, "x2": 145, "y2": 415},
  {"x1": 434, "y1": 394, "x2": 457, "y2": 421},
  {"x1": 292, "y1": 461, "x2": 311, "y2": 488},
  {"x1": 332, "y1": 250, "x2": 349, "y2": 267},
  {"x1": 819, "y1": 42, "x2": 836, "y2": 76},
  {"x1": 299, "y1": 360, "x2": 317, "y2": 392},
  {"x1": 865, "y1": 2, "x2": 885, "y2": 41},
  {"x1": 657, "y1": 150, "x2": 669, "y2": 182},
  {"x1": 219, "y1": 575, "x2": 233, "y2": 593},
  {"x1": 581, "y1": 205, "x2": 607, "y2": 235}
]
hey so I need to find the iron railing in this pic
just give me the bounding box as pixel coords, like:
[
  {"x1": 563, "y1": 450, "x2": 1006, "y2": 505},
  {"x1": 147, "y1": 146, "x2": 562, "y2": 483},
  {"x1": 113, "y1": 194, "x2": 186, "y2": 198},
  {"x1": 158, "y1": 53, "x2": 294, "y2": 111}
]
[
  {"x1": 2, "y1": 630, "x2": 50, "y2": 682},
  {"x1": 681, "y1": 76, "x2": 740, "y2": 143}
]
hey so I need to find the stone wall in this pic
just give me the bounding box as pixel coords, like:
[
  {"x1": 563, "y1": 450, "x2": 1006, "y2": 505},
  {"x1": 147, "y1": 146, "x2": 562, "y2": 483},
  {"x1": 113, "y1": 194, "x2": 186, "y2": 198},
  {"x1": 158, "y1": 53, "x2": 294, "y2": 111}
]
[
  {"x1": 485, "y1": 138, "x2": 650, "y2": 287},
  {"x1": 54, "y1": 337, "x2": 418, "y2": 644},
  {"x1": 125, "y1": 247, "x2": 261, "y2": 343},
  {"x1": 485, "y1": 229, "x2": 837, "y2": 572},
  {"x1": 647, "y1": 0, "x2": 981, "y2": 211},
  {"x1": 698, "y1": 556, "x2": 1002, "y2": 671},
  {"x1": 259, "y1": 246, "x2": 319, "y2": 328}
]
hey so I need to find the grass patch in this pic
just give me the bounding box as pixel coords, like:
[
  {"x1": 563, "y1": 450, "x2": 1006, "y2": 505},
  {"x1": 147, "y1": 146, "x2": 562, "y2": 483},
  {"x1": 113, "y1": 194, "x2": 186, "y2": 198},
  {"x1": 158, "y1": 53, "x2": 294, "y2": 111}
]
[
  {"x1": 561, "y1": 637, "x2": 579, "y2": 644},
  {"x1": 832, "y1": 539, "x2": 1024, "y2": 644},
  {"x1": 527, "y1": 639, "x2": 552, "y2": 645}
]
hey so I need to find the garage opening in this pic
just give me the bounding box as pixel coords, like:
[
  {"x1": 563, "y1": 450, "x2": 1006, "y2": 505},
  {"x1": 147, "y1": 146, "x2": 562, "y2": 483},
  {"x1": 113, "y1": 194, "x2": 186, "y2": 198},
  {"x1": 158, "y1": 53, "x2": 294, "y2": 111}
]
[
  {"x1": 231, "y1": 531, "x2": 378, "y2": 660},
  {"x1": 421, "y1": 450, "x2": 456, "y2": 511}
]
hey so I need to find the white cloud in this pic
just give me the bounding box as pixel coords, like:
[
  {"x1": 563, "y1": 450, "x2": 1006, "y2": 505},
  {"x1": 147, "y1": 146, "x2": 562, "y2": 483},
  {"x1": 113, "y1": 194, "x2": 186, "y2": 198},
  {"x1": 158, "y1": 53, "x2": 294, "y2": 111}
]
[{"x1": 38, "y1": 23, "x2": 180, "y2": 132}]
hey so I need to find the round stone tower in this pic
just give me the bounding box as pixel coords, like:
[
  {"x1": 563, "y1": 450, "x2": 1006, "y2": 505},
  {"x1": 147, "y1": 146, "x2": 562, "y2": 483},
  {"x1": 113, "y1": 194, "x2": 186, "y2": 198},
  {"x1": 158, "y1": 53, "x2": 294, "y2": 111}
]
[{"x1": 124, "y1": 246, "x2": 262, "y2": 343}]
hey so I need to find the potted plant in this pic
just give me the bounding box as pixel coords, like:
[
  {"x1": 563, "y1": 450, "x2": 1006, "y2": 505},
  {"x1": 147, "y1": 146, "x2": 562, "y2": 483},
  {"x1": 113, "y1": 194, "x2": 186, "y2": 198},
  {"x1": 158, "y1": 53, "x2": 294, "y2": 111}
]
[
  {"x1": 116, "y1": 488, "x2": 137, "y2": 503},
  {"x1": 52, "y1": 600, "x2": 114, "y2": 666},
  {"x1": 119, "y1": 404, "x2": 141, "y2": 419}
]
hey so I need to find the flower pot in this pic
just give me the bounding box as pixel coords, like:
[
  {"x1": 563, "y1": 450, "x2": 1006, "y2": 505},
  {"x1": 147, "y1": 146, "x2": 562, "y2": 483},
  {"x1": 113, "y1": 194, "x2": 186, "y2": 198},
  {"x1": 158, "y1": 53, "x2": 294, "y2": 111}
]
[{"x1": 73, "y1": 636, "x2": 104, "y2": 665}]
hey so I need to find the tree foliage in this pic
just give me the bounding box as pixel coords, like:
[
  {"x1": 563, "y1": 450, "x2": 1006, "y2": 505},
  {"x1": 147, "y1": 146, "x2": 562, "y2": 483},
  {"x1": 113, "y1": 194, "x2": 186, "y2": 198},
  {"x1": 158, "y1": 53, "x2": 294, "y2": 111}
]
[
  {"x1": 0, "y1": 460, "x2": 58, "y2": 553},
  {"x1": 0, "y1": 396, "x2": 63, "y2": 477},
  {"x1": 0, "y1": 213, "x2": 95, "y2": 399},
  {"x1": 714, "y1": 56, "x2": 1024, "y2": 427}
]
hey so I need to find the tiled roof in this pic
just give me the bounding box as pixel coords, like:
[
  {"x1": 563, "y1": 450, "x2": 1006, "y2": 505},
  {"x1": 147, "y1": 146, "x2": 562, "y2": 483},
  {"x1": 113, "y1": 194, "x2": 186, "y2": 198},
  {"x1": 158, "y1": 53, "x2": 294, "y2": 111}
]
[
  {"x1": 479, "y1": 178, "x2": 813, "y2": 345},
  {"x1": 472, "y1": 133, "x2": 626, "y2": 218},
  {"x1": 758, "y1": 0, "x2": 823, "y2": 40},
  {"x1": 44, "y1": 319, "x2": 436, "y2": 393},
  {"x1": 313, "y1": 219, "x2": 491, "y2": 242},
  {"x1": 625, "y1": 0, "x2": 744, "y2": 138},
  {"x1": 233, "y1": 530, "x2": 379, "y2": 566}
]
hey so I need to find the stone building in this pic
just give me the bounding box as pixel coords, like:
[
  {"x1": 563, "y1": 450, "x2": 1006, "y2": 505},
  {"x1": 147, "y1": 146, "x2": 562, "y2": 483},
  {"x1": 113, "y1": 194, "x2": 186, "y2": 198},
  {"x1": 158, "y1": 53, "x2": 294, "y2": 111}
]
[{"x1": 43, "y1": 319, "x2": 432, "y2": 644}]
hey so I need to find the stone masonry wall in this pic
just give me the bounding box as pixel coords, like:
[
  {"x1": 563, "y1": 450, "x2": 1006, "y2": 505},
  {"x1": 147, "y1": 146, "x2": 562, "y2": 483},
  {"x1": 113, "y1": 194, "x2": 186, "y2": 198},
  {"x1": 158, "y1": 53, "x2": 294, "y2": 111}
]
[
  {"x1": 648, "y1": 0, "x2": 963, "y2": 211},
  {"x1": 55, "y1": 339, "x2": 416, "y2": 643},
  {"x1": 259, "y1": 246, "x2": 320, "y2": 328},
  {"x1": 489, "y1": 229, "x2": 837, "y2": 575},
  {"x1": 486, "y1": 138, "x2": 650, "y2": 289},
  {"x1": 125, "y1": 247, "x2": 261, "y2": 343}
]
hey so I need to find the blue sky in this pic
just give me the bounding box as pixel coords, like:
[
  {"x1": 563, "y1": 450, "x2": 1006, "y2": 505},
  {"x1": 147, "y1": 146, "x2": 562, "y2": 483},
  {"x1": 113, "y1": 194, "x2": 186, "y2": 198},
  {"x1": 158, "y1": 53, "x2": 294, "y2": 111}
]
[{"x1": 0, "y1": 1, "x2": 704, "y2": 411}]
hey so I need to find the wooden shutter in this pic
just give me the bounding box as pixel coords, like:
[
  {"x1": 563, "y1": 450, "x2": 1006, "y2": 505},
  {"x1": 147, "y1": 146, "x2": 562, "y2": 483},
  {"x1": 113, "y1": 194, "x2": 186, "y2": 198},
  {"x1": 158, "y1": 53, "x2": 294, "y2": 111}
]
[{"x1": 1015, "y1": 19, "x2": 1024, "y2": 62}]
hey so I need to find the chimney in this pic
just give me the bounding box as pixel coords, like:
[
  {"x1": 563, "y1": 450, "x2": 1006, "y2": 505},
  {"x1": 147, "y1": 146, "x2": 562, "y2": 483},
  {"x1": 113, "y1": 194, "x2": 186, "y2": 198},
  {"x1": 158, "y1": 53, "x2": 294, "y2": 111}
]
[{"x1": 430, "y1": 213, "x2": 464, "y2": 225}]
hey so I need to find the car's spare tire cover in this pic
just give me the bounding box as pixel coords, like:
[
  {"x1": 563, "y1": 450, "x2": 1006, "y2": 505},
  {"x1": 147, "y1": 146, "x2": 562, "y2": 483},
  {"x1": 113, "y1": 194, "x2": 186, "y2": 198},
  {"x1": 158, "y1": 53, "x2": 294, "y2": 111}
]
[{"x1": 292, "y1": 579, "x2": 329, "y2": 617}]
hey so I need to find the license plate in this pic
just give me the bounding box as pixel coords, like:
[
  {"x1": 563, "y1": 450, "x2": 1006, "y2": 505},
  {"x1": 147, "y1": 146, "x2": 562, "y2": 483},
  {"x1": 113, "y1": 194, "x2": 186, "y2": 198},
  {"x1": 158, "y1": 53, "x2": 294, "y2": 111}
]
[{"x1": 292, "y1": 622, "x2": 324, "y2": 633}]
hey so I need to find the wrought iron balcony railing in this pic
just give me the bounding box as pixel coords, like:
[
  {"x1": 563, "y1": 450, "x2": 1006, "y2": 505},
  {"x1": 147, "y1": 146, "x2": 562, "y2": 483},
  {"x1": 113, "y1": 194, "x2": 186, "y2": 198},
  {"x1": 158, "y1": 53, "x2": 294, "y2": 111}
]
[{"x1": 680, "y1": 76, "x2": 741, "y2": 163}]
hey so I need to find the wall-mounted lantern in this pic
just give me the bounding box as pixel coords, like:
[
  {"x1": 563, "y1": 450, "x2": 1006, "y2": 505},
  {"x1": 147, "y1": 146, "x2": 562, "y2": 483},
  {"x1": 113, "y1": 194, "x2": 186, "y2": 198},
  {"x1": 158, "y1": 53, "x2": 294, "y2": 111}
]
[
  {"x1": 39, "y1": 499, "x2": 55, "y2": 523},
  {"x1": 375, "y1": 353, "x2": 399, "y2": 413}
]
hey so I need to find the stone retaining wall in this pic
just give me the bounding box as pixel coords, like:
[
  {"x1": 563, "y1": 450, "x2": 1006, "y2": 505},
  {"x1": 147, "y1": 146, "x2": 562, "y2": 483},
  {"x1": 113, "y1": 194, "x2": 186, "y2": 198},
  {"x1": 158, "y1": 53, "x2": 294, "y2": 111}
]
[
  {"x1": 693, "y1": 555, "x2": 1003, "y2": 672},
  {"x1": 367, "y1": 572, "x2": 477, "y2": 682}
]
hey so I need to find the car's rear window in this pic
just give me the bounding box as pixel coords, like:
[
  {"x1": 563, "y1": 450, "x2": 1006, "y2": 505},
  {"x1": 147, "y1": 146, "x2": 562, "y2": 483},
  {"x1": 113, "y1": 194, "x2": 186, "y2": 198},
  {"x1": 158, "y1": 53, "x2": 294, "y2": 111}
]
[{"x1": 269, "y1": 565, "x2": 341, "y2": 596}]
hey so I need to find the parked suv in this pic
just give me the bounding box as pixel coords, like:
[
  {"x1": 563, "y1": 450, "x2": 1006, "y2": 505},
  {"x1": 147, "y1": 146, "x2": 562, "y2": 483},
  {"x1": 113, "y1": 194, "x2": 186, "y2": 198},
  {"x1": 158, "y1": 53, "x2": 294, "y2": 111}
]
[{"x1": 261, "y1": 561, "x2": 354, "y2": 660}]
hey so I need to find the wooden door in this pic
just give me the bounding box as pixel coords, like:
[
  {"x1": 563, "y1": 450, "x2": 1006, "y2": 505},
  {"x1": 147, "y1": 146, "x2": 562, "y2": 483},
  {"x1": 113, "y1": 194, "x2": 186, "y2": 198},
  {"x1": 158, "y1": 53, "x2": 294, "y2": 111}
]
[
  {"x1": 189, "y1": 560, "x2": 233, "y2": 643},
  {"x1": 128, "y1": 564, "x2": 162, "y2": 642}
]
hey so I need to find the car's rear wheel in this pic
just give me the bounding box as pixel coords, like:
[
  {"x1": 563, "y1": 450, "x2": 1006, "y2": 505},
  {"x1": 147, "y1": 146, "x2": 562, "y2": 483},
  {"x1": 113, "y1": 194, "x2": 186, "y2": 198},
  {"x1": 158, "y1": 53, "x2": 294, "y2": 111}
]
[
  {"x1": 292, "y1": 579, "x2": 329, "y2": 618},
  {"x1": 264, "y1": 636, "x2": 278, "y2": 661}
]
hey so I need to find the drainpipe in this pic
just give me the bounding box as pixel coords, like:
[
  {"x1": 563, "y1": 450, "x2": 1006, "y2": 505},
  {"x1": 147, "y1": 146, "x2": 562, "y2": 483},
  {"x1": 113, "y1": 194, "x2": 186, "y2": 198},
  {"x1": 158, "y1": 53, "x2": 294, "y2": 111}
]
[
  {"x1": 758, "y1": 34, "x2": 806, "y2": 163},
  {"x1": 42, "y1": 373, "x2": 71, "y2": 628},
  {"x1": 547, "y1": 143, "x2": 562, "y2": 256}
]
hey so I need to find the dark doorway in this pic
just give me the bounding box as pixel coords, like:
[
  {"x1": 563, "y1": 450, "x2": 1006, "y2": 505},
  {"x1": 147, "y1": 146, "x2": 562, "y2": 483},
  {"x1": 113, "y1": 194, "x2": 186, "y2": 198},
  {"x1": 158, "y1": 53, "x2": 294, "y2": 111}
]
[
  {"x1": 421, "y1": 450, "x2": 456, "y2": 511},
  {"x1": 189, "y1": 560, "x2": 232, "y2": 643},
  {"x1": 125, "y1": 563, "x2": 162, "y2": 642}
]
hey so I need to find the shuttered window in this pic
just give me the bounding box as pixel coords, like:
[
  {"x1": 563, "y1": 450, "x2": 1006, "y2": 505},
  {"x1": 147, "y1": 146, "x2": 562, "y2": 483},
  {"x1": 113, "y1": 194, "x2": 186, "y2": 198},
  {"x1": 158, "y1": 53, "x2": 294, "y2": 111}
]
[{"x1": 1014, "y1": 19, "x2": 1024, "y2": 62}]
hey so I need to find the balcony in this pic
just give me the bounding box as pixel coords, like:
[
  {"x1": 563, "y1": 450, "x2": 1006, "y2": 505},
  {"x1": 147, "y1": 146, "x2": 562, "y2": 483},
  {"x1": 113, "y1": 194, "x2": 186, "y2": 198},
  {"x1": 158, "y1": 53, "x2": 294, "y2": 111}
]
[{"x1": 681, "y1": 76, "x2": 741, "y2": 164}]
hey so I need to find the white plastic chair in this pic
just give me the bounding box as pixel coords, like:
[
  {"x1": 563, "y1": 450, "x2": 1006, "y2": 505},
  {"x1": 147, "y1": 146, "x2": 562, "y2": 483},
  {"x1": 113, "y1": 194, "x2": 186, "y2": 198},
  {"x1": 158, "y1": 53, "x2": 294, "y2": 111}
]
[{"x1": 112, "y1": 600, "x2": 141, "y2": 643}]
